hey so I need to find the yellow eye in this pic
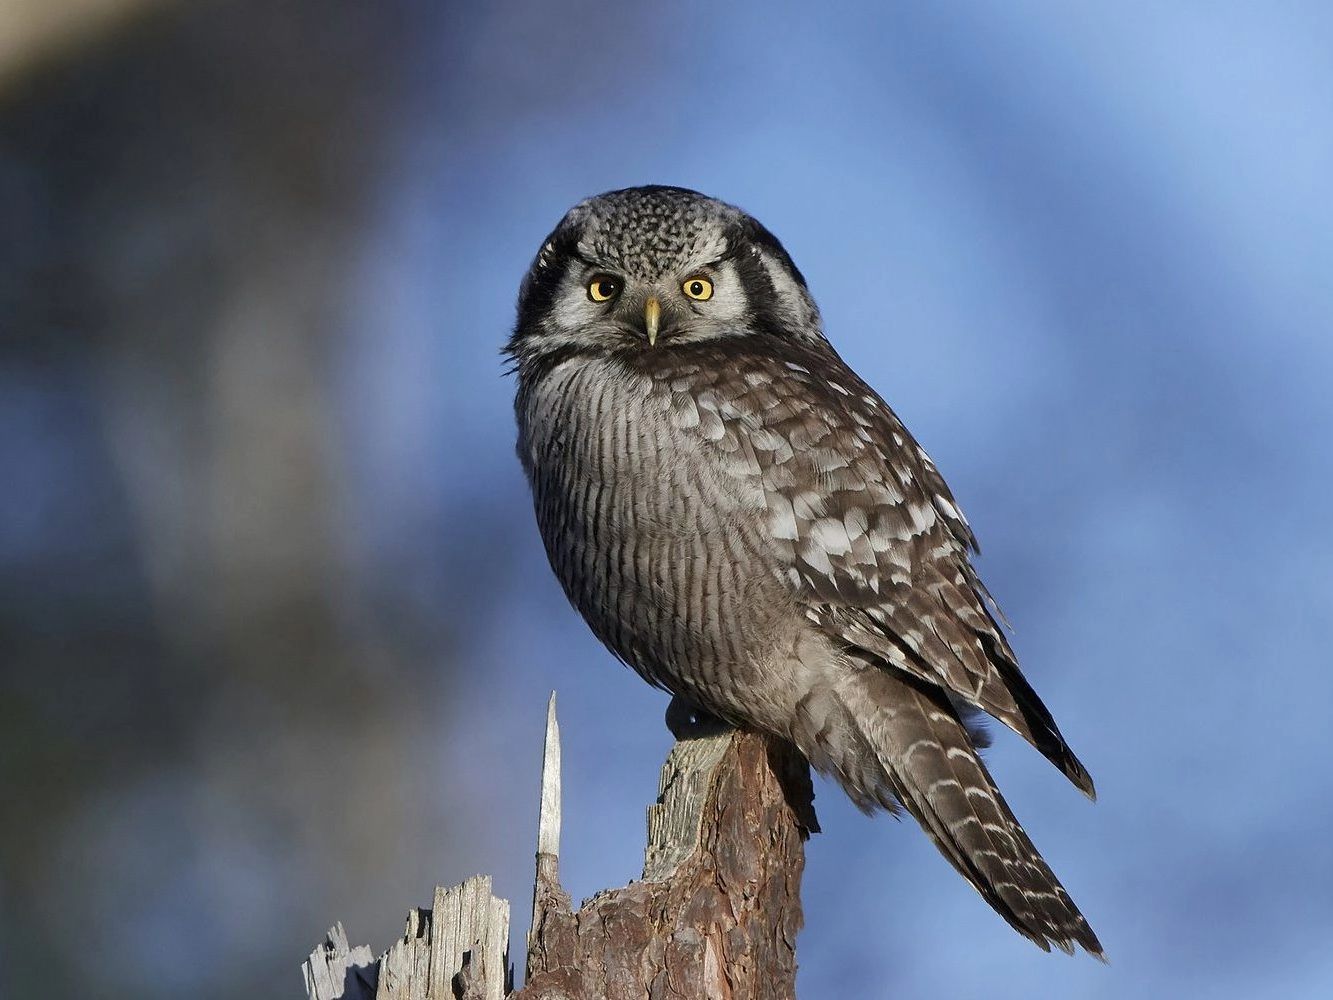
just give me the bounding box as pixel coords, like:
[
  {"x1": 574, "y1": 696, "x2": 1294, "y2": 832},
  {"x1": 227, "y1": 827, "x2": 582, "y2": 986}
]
[
  {"x1": 682, "y1": 276, "x2": 713, "y2": 301},
  {"x1": 587, "y1": 275, "x2": 621, "y2": 302}
]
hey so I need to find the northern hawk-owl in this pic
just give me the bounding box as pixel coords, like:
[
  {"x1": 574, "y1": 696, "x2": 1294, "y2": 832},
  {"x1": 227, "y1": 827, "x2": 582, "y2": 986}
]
[{"x1": 506, "y1": 186, "x2": 1100, "y2": 956}]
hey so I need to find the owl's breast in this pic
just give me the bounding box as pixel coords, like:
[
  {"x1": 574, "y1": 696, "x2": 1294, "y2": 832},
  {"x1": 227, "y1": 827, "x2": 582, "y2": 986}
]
[{"x1": 515, "y1": 354, "x2": 791, "y2": 699}]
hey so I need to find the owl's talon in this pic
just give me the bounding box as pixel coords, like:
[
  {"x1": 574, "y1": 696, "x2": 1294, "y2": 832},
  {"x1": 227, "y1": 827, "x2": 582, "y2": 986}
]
[{"x1": 665, "y1": 696, "x2": 732, "y2": 740}]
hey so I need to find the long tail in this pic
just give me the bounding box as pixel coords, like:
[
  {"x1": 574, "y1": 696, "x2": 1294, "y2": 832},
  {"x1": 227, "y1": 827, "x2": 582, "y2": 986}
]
[{"x1": 791, "y1": 666, "x2": 1103, "y2": 957}]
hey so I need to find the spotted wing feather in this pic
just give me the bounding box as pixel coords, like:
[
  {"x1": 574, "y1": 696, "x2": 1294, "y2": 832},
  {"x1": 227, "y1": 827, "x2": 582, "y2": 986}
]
[{"x1": 661, "y1": 338, "x2": 1094, "y2": 797}]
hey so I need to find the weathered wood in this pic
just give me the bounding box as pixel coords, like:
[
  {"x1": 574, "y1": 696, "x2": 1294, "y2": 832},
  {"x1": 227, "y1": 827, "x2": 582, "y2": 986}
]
[
  {"x1": 375, "y1": 907, "x2": 433, "y2": 1000},
  {"x1": 643, "y1": 732, "x2": 733, "y2": 881},
  {"x1": 430, "y1": 877, "x2": 511, "y2": 1000},
  {"x1": 536, "y1": 693, "x2": 562, "y2": 859},
  {"x1": 304, "y1": 878, "x2": 511, "y2": 1000},
  {"x1": 528, "y1": 693, "x2": 573, "y2": 986},
  {"x1": 517, "y1": 729, "x2": 817, "y2": 1000},
  {"x1": 304, "y1": 922, "x2": 378, "y2": 1000},
  {"x1": 305, "y1": 700, "x2": 816, "y2": 1000}
]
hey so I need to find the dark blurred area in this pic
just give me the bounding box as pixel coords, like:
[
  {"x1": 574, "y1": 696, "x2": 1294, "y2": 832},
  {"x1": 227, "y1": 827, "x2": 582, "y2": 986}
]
[{"x1": 1, "y1": 4, "x2": 487, "y2": 997}]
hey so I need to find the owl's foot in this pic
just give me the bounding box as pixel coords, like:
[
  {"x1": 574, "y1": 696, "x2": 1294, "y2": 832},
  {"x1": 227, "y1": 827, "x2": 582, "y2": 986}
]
[{"x1": 665, "y1": 696, "x2": 734, "y2": 740}]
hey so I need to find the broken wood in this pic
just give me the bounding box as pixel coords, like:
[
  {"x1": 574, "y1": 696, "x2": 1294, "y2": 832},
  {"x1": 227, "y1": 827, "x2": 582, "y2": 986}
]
[{"x1": 303, "y1": 694, "x2": 817, "y2": 999}]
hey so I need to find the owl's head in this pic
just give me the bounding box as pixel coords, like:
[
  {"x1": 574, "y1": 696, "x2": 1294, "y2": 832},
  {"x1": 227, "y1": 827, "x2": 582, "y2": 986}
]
[{"x1": 506, "y1": 186, "x2": 824, "y2": 364}]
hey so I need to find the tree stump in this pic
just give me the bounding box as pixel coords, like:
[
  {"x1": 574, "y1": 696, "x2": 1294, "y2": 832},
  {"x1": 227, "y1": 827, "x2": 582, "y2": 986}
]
[{"x1": 304, "y1": 695, "x2": 817, "y2": 999}]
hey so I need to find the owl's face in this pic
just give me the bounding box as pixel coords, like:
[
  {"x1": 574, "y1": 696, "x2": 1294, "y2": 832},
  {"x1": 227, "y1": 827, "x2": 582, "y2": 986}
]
[{"x1": 507, "y1": 186, "x2": 824, "y2": 364}]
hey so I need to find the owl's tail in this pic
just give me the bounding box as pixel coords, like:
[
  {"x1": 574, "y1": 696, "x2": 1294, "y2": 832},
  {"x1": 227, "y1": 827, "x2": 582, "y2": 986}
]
[{"x1": 792, "y1": 666, "x2": 1104, "y2": 958}]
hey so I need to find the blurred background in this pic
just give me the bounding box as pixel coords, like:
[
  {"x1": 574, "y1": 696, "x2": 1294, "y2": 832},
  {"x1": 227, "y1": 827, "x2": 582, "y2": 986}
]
[{"x1": 3, "y1": 1, "x2": 1331, "y2": 997}]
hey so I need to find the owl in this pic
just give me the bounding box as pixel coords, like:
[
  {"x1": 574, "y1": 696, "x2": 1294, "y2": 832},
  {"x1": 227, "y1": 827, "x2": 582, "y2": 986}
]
[{"x1": 505, "y1": 185, "x2": 1100, "y2": 957}]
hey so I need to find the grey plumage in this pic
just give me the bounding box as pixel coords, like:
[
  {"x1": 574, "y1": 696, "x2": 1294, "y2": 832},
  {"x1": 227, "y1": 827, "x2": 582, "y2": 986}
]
[{"x1": 506, "y1": 185, "x2": 1101, "y2": 957}]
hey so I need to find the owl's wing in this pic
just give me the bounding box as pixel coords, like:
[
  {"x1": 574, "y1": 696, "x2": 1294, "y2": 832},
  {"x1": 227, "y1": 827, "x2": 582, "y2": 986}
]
[{"x1": 707, "y1": 347, "x2": 1094, "y2": 798}]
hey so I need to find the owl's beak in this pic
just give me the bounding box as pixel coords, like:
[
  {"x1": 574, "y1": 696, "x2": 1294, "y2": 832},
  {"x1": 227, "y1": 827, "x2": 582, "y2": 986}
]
[{"x1": 644, "y1": 296, "x2": 661, "y2": 347}]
